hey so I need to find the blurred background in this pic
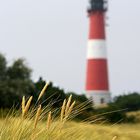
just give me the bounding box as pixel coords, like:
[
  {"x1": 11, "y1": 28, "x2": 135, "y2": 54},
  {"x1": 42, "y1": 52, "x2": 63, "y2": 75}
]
[
  {"x1": 0, "y1": 0, "x2": 140, "y2": 95},
  {"x1": 0, "y1": 0, "x2": 140, "y2": 124}
]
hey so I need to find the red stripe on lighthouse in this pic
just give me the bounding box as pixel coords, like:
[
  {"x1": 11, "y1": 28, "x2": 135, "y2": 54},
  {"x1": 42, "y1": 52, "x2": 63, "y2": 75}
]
[
  {"x1": 86, "y1": 59, "x2": 109, "y2": 90},
  {"x1": 89, "y1": 12, "x2": 105, "y2": 39},
  {"x1": 85, "y1": 0, "x2": 110, "y2": 105},
  {"x1": 86, "y1": 11, "x2": 109, "y2": 94}
]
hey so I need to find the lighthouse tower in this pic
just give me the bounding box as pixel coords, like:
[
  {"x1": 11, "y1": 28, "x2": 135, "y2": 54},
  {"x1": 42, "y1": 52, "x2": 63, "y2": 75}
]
[{"x1": 85, "y1": 0, "x2": 111, "y2": 106}]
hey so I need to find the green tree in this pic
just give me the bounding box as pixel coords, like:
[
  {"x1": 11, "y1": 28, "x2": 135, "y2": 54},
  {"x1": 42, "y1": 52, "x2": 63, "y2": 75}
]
[
  {"x1": 7, "y1": 59, "x2": 31, "y2": 80},
  {"x1": 34, "y1": 78, "x2": 66, "y2": 108},
  {"x1": 0, "y1": 54, "x2": 7, "y2": 80},
  {"x1": 113, "y1": 93, "x2": 140, "y2": 111},
  {"x1": 66, "y1": 92, "x2": 88, "y2": 102},
  {"x1": 6, "y1": 59, "x2": 35, "y2": 97},
  {"x1": 0, "y1": 56, "x2": 35, "y2": 108}
]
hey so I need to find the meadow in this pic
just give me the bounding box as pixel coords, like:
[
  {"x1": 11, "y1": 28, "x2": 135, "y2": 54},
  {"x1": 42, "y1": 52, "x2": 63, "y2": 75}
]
[
  {"x1": 0, "y1": 117, "x2": 140, "y2": 140},
  {"x1": 0, "y1": 83, "x2": 140, "y2": 140}
]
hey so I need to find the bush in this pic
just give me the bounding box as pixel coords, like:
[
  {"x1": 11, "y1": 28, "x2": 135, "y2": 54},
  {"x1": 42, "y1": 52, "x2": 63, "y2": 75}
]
[
  {"x1": 113, "y1": 93, "x2": 140, "y2": 111},
  {"x1": 94, "y1": 104, "x2": 135, "y2": 123}
]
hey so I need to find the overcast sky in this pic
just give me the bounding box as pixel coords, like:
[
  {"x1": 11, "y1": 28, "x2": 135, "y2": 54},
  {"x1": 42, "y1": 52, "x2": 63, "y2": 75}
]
[{"x1": 0, "y1": 0, "x2": 140, "y2": 96}]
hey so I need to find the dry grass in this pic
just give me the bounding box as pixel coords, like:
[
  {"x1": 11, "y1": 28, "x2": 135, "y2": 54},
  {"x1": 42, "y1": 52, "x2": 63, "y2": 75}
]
[
  {"x1": 0, "y1": 117, "x2": 140, "y2": 140},
  {"x1": 37, "y1": 82, "x2": 49, "y2": 101},
  {"x1": 34, "y1": 105, "x2": 42, "y2": 129},
  {"x1": 46, "y1": 111, "x2": 52, "y2": 130},
  {"x1": 22, "y1": 96, "x2": 33, "y2": 118},
  {"x1": 0, "y1": 86, "x2": 140, "y2": 140},
  {"x1": 127, "y1": 111, "x2": 140, "y2": 122}
]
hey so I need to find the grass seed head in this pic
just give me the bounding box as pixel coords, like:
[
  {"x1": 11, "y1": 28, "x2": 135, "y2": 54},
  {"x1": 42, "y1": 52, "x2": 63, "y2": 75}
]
[
  {"x1": 34, "y1": 105, "x2": 42, "y2": 129},
  {"x1": 38, "y1": 82, "x2": 49, "y2": 101},
  {"x1": 22, "y1": 96, "x2": 25, "y2": 114},
  {"x1": 67, "y1": 101, "x2": 75, "y2": 116},
  {"x1": 112, "y1": 136, "x2": 117, "y2": 140},
  {"x1": 23, "y1": 96, "x2": 33, "y2": 117},
  {"x1": 65, "y1": 95, "x2": 72, "y2": 115},
  {"x1": 61, "y1": 99, "x2": 66, "y2": 122},
  {"x1": 47, "y1": 111, "x2": 52, "y2": 130}
]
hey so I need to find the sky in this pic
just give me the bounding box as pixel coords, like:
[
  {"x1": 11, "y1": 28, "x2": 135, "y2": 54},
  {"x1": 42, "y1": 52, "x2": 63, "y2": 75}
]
[{"x1": 0, "y1": 0, "x2": 140, "y2": 96}]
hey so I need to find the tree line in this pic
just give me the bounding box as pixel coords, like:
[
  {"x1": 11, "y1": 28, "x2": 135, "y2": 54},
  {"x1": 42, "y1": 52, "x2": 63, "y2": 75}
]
[
  {"x1": 0, "y1": 53, "x2": 140, "y2": 123},
  {"x1": 0, "y1": 53, "x2": 90, "y2": 109}
]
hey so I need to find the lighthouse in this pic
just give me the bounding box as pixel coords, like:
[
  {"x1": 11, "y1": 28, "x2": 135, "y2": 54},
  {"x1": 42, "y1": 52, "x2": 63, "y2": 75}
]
[{"x1": 85, "y1": 0, "x2": 111, "y2": 106}]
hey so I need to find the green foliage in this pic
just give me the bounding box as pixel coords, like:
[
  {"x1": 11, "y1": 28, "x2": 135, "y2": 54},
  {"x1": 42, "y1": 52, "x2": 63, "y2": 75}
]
[
  {"x1": 95, "y1": 104, "x2": 128, "y2": 123},
  {"x1": 0, "y1": 54, "x2": 34, "y2": 108},
  {"x1": 92, "y1": 93, "x2": 140, "y2": 123},
  {"x1": 66, "y1": 92, "x2": 89, "y2": 103},
  {"x1": 34, "y1": 78, "x2": 66, "y2": 108},
  {"x1": 7, "y1": 59, "x2": 31, "y2": 80},
  {"x1": 66, "y1": 92, "x2": 94, "y2": 120},
  {"x1": 113, "y1": 93, "x2": 140, "y2": 111},
  {"x1": 0, "y1": 54, "x2": 7, "y2": 80},
  {"x1": 66, "y1": 92, "x2": 93, "y2": 112},
  {"x1": 0, "y1": 54, "x2": 68, "y2": 109},
  {"x1": 0, "y1": 53, "x2": 140, "y2": 124},
  {"x1": 91, "y1": 92, "x2": 140, "y2": 124}
]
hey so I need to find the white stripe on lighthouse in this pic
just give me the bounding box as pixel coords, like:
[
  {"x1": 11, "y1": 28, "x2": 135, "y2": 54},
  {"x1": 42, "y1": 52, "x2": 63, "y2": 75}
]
[{"x1": 87, "y1": 40, "x2": 107, "y2": 59}]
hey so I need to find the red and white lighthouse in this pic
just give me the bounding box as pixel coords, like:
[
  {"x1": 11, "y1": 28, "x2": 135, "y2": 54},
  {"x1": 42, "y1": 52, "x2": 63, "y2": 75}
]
[{"x1": 85, "y1": 0, "x2": 111, "y2": 106}]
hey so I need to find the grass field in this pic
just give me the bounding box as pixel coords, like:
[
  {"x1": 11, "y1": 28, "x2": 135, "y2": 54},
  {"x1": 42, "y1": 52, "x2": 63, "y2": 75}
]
[
  {"x1": 0, "y1": 85, "x2": 139, "y2": 140},
  {"x1": 127, "y1": 111, "x2": 140, "y2": 122},
  {"x1": 0, "y1": 117, "x2": 140, "y2": 140}
]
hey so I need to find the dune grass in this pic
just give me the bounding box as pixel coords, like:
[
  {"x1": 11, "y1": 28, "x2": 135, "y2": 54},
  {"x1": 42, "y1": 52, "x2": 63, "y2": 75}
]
[
  {"x1": 0, "y1": 117, "x2": 140, "y2": 140},
  {"x1": 0, "y1": 84, "x2": 140, "y2": 140}
]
